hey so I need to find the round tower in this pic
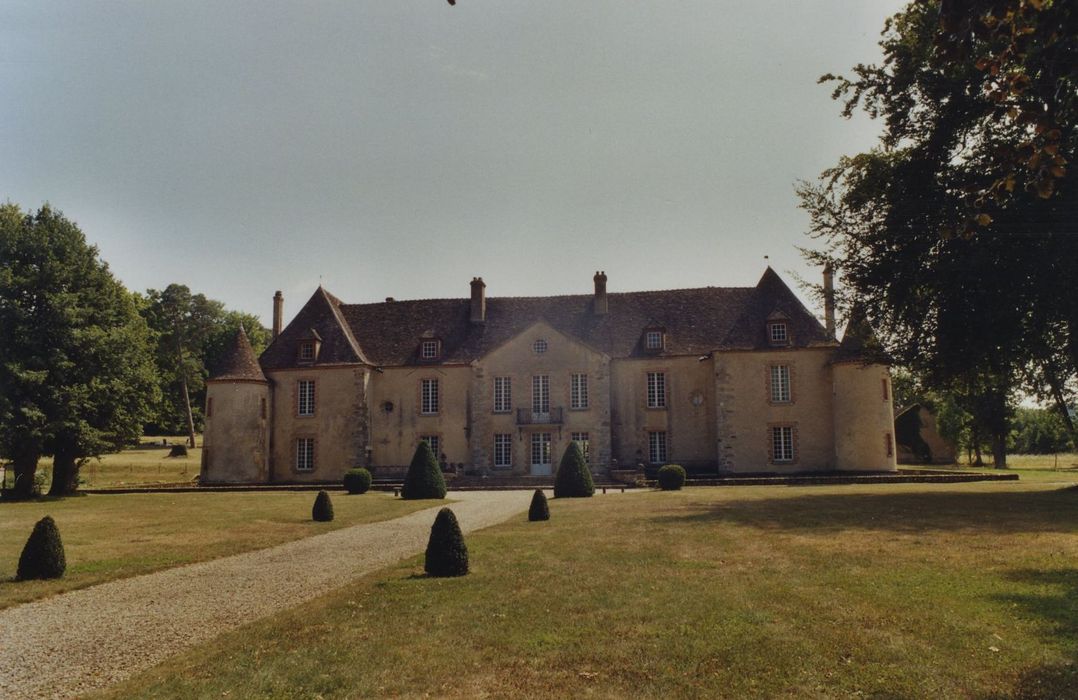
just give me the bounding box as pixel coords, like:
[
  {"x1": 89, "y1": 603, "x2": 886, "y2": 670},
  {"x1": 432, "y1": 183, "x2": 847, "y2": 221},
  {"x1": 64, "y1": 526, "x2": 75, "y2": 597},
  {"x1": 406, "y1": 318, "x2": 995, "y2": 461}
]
[
  {"x1": 831, "y1": 306, "x2": 897, "y2": 472},
  {"x1": 202, "y1": 326, "x2": 271, "y2": 483}
]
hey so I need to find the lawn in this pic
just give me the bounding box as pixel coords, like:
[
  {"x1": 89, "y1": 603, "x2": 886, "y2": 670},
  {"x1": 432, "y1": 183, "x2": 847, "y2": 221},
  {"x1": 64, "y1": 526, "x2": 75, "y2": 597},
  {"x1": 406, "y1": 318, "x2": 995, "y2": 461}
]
[
  {"x1": 906, "y1": 453, "x2": 1078, "y2": 484},
  {"x1": 0, "y1": 491, "x2": 434, "y2": 609},
  {"x1": 101, "y1": 481, "x2": 1078, "y2": 699}
]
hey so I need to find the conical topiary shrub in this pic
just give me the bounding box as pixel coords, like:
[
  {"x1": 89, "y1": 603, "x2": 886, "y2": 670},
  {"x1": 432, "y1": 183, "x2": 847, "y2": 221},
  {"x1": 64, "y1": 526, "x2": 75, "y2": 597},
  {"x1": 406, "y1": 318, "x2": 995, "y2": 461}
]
[
  {"x1": 312, "y1": 490, "x2": 334, "y2": 521},
  {"x1": 657, "y1": 464, "x2": 687, "y2": 491},
  {"x1": 17, "y1": 515, "x2": 66, "y2": 580},
  {"x1": 424, "y1": 507, "x2": 468, "y2": 577},
  {"x1": 401, "y1": 441, "x2": 447, "y2": 500},
  {"x1": 343, "y1": 467, "x2": 373, "y2": 494},
  {"x1": 528, "y1": 489, "x2": 550, "y2": 521},
  {"x1": 553, "y1": 441, "x2": 594, "y2": 498}
]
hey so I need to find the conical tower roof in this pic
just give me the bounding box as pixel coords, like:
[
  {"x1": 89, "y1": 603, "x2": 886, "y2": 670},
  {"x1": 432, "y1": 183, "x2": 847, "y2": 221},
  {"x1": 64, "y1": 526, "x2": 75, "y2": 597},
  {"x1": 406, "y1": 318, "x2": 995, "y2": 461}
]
[
  {"x1": 833, "y1": 303, "x2": 886, "y2": 364},
  {"x1": 210, "y1": 326, "x2": 268, "y2": 382}
]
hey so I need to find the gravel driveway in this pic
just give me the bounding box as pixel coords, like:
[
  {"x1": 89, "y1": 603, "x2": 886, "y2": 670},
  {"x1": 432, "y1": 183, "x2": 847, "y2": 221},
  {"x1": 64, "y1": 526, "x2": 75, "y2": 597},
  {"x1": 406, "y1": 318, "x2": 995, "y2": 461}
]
[{"x1": 0, "y1": 490, "x2": 534, "y2": 699}]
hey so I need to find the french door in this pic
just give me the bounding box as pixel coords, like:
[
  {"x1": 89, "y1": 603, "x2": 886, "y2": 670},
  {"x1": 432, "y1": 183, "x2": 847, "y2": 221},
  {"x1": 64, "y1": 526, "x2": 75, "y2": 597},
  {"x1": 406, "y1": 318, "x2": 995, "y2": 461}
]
[{"x1": 530, "y1": 432, "x2": 552, "y2": 476}]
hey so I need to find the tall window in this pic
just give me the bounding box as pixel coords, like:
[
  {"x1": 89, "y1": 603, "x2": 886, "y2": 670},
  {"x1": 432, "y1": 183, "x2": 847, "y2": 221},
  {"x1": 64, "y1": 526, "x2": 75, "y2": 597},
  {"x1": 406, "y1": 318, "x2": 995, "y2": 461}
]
[
  {"x1": 648, "y1": 431, "x2": 667, "y2": 463},
  {"x1": 645, "y1": 331, "x2": 663, "y2": 350},
  {"x1": 421, "y1": 379, "x2": 439, "y2": 415},
  {"x1": 885, "y1": 432, "x2": 894, "y2": 458},
  {"x1": 570, "y1": 373, "x2": 589, "y2": 409},
  {"x1": 297, "y1": 380, "x2": 315, "y2": 416},
  {"x1": 771, "y1": 426, "x2": 794, "y2": 462},
  {"x1": 768, "y1": 322, "x2": 788, "y2": 344},
  {"x1": 421, "y1": 340, "x2": 440, "y2": 360},
  {"x1": 493, "y1": 377, "x2": 512, "y2": 413},
  {"x1": 571, "y1": 432, "x2": 590, "y2": 463},
  {"x1": 882, "y1": 377, "x2": 890, "y2": 401},
  {"x1": 770, "y1": 365, "x2": 791, "y2": 403},
  {"x1": 420, "y1": 435, "x2": 441, "y2": 459},
  {"x1": 531, "y1": 432, "x2": 551, "y2": 465},
  {"x1": 646, "y1": 372, "x2": 666, "y2": 408},
  {"x1": 296, "y1": 438, "x2": 315, "y2": 471},
  {"x1": 532, "y1": 375, "x2": 550, "y2": 414},
  {"x1": 494, "y1": 434, "x2": 512, "y2": 468}
]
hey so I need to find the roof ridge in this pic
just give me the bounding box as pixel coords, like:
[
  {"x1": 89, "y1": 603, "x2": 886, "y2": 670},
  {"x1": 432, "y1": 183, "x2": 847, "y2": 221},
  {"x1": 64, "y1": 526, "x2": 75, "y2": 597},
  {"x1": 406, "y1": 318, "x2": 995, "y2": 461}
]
[{"x1": 340, "y1": 285, "x2": 753, "y2": 308}]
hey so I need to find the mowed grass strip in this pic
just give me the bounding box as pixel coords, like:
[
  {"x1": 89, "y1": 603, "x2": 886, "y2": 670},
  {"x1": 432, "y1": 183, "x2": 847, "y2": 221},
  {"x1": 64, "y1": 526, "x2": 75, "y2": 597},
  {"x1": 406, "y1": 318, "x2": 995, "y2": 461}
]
[
  {"x1": 102, "y1": 483, "x2": 1078, "y2": 699},
  {"x1": 0, "y1": 491, "x2": 435, "y2": 609}
]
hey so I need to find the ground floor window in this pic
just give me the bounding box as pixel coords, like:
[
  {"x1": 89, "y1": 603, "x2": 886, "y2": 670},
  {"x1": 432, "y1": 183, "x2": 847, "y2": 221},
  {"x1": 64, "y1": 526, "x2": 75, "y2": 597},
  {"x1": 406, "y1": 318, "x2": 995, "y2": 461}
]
[
  {"x1": 531, "y1": 432, "x2": 551, "y2": 466},
  {"x1": 296, "y1": 438, "x2": 315, "y2": 471},
  {"x1": 420, "y1": 435, "x2": 441, "y2": 460},
  {"x1": 648, "y1": 431, "x2": 667, "y2": 463},
  {"x1": 771, "y1": 426, "x2": 795, "y2": 463},
  {"x1": 494, "y1": 434, "x2": 512, "y2": 468},
  {"x1": 571, "y1": 431, "x2": 590, "y2": 463}
]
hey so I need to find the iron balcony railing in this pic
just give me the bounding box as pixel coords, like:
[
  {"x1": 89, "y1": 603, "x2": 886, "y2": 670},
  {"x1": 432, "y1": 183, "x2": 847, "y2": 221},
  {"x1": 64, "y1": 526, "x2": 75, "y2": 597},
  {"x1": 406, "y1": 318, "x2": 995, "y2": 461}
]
[{"x1": 516, "y1": 407, "x2": 564, "y2": 425}]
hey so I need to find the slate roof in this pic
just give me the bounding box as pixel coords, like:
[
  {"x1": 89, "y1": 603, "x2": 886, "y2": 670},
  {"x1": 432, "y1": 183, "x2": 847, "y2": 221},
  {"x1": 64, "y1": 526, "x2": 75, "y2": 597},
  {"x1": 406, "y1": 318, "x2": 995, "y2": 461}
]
[
  {"x1": 259, "y1": 268, "x2": 835, "y2": 370},
  {"x1": 209, "y1": 326, "x2": 268, "y2": 382},
  {"x1": 833, "y1": 302, "x2": 887, "y2": 364}
]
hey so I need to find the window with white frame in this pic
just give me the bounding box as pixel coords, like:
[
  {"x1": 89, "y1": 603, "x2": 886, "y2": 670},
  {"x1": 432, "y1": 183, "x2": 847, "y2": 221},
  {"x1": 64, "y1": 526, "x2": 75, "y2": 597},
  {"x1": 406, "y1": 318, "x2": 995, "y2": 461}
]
[
  {"x1": 295, "y1": 437, "x2": 315, "y2": 471},
  {"x1": 646, "y1": 371, "x2": 666, "y2": 408},
  {"x1": 420, "y1": 340, "x2": 440, "y2": 360},
  {"x1": 648, "y1": 431, "x2": 667, "y2": 463},
  {"x1": 532, "y1": 375, "x2": 550, "y2": 414},
  {"x1": 297, "y1": 380, "x2": 315, "y2": 416},
  {"x1": 494, "y1": 433, "x2": 512, "y2": 468},
  {"x1": 570, "y1": 373, "x2": 589, "y2": 409},
  {"x1": 531, "y1": 432, "x2": 551, "y2": 465},
  {"x1": 493, "y1": 376, "x2": 512, "y2": 413},
  {"x1": 571, "y1": 432, "x2": 590, "y2": 463},
  {"x1": 768, "y1": 322, "x2": 789, "y2": 344},
  {"x1": 770, "y1": 365, "x2": 791, "y2": 403},
  {"x1": 299, "y1": 342, "x2": 315, "y2": 362},
  {"x1": 532, "y1": 338, "x2": 548, "y2": 354},
  {"x1": 771, "y1": 426, "x2": 794, "y2": 462},
  {"x1": 645, "y1": 330, "x2": 663, "y2": 350},
  {"x1": 420, "y1": 378, "x2": 439, "y2": 415},
  {"x1": 420, "y1": 435, "x2": 440, "y2": 459}
]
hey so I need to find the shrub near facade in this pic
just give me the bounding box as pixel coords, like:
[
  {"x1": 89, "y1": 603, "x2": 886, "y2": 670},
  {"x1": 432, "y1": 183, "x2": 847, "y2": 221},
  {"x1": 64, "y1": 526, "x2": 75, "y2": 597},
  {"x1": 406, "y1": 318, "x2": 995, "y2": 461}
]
[
  {"x1": 424, "y1": 507, "x2": 468, "y2": 577},
  {"x1": 528, "y1": 489, "x2": 550, "y2": 521},
  {"x1": 312, "y1": 490, "x2": 334, "y2": 521},
  {"x1": 657, "y1": 464, "x2": 687, "y2": 491},
  {"x1": 553, "y1": 441, "x2": 594, "y2": 498},
  {"x1": 343, "y1": 468, "x2": 372, "y2": 494},
  {"x1": 402, "y1": 441, "x2": 447, "y2": 500},
  {"x1": 17, "y1": 516, "x2": 66, "y2": 580}
]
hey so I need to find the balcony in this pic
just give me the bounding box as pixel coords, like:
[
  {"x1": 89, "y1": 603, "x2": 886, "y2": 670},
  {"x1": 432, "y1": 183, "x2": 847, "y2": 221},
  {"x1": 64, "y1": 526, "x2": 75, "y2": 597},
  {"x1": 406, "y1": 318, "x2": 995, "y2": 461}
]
[{"x1": 516, "y1": 407, "x2": 564, "y2": 425}]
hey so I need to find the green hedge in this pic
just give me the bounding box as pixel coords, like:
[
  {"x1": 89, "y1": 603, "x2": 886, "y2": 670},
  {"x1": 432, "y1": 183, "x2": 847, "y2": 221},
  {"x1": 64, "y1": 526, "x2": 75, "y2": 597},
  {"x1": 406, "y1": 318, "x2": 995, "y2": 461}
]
[
  {"x1": 343, "y1": 468, "x2": 373, "y2": 494},
  {"x1": 657, "y1": 464, "x2": 687, "y2": 491},
  {"x1": 553, "y1": 441, "x2": 594, "y2": 498},
  {"x1": 402, "y1": 441, "x2": 447, "y2": 500}
]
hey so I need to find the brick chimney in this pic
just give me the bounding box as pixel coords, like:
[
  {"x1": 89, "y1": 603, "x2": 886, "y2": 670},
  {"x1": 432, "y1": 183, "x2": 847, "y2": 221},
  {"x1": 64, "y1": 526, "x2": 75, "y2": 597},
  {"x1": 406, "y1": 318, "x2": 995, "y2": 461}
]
[
  {"x1": 593, "y1": 271, "x2": 608, "y2": 315},
  {"x1": 470, "y1": 277, "x2": 486, "y2": 323},
  {"x1": 272, "y1": 291, "x2": 284, "y2": 339},
  {"x1": 823, "y1": 263, "x2": 836, "y2": 339}
]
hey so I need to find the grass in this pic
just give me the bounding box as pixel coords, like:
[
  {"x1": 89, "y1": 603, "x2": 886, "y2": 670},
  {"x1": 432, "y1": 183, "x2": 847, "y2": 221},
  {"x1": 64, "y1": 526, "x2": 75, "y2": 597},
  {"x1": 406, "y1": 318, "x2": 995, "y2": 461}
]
[
  {"x1": 905, "y1": 452, "x2": 1078, "y2": 484},
  {"x1": 102, "y1": 481, "x2": 1078, "y2": 699},
  {"x1": 0, "y1": 491, "x2": 436, "y2": 609}
]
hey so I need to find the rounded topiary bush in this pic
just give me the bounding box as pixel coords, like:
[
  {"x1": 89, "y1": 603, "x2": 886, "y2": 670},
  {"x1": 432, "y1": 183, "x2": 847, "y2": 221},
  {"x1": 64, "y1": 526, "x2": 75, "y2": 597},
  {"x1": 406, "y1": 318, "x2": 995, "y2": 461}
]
[
  {"x1": 312, "y1": 490, "x2": 334, "y2": 521},
  {"x1": 168, "y1": 444, "x2": 188, "y2": 457},
  {"x1": 553, "y1": 441, "x2": 594, "y2": 498},
  {"x1": 528, "y1": 489, "x2": 550, "y2": 521},
  {"x1": 401, "y1": 441, "x2": 447, "y2": 500},
  {"x1": 17, "y1": 515, "x2": 66, "y2": 580},
  {"x1": 343, "y1": 468, "x2": 372, "y2": 494},
  {"x1": 657, "y1": 464, "x2": 687, "y2": 491},
  {"x1": 424, "y1": 507, "x2": 468, "y2": 577}
]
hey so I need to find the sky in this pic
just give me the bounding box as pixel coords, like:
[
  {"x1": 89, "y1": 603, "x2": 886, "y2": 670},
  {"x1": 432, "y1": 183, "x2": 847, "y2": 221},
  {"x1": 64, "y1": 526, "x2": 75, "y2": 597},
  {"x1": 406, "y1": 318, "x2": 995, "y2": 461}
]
[{"x1": 1, "y1": 1, "x2": 907, "y2": 327}]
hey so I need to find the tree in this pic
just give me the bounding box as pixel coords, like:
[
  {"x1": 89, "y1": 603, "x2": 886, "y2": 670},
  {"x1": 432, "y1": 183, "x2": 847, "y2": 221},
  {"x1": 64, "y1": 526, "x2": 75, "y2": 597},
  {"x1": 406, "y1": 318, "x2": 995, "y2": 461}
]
[
  {"x1": 799, "y1": 0, "x2": 1076, "y2": 469},
  {"x1": 424, "y1": 507, "x2": 468, "y2": 577},
  {"x1": 401, "y1": 441, "x2": 447, "y2": 500},
  {"x1": 0, "y1": 203, "x2": 157, "y2": 498},
  {"x1": 141, "y1": 286, "x2": 268, "y2": 444},
  {"x1": 553, "y1": 441, "x2": 594, "y2": 498},
  {"x1": 528, "y1": 489, "x2": 550, "y2": 521}
]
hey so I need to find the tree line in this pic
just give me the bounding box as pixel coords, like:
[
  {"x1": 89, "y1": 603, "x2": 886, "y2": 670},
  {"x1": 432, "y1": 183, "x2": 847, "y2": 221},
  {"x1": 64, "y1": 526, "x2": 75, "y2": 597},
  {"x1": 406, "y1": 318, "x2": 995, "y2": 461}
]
[
  {"x1": 0, "y1": 202, "x2": 268, "y2": 499},
  {"x1": 800, "y1": 0, "x2": 1076, "y2": 467}
]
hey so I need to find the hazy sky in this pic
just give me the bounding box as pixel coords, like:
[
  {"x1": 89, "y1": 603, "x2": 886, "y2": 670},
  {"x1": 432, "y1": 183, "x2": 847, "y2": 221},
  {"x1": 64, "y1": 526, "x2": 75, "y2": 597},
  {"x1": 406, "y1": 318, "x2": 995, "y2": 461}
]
[{"x1": 1, "y1": 1, "x2": 906, "y2": 326}]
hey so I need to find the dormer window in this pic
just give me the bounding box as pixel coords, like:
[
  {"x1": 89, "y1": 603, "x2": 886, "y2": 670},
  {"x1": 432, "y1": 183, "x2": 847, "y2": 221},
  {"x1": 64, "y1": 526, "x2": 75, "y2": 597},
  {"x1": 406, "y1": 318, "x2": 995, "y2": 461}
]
[
  {"x1": 420, "y1": 339, "x2": 441, "y2": 360},
  {"x1": 299, "y1": 342, "x2": 316, "y2": 362},
  {"x1": 768, "y1": 322, "x2": 789, "y2": 345},
  {"x1": 645, "y1": 330, "x2": 665, "y2": 351},
  {"x1": 296, "y1": 328, "x2": 322, "y2": 364}
]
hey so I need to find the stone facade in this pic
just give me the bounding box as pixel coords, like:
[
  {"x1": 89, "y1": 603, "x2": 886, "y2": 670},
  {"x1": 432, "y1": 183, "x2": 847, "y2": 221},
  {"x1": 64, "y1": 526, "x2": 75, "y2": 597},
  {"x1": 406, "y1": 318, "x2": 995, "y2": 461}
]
[{"x1": 201, "y1": 269, "x2": 898, "y2": 484}]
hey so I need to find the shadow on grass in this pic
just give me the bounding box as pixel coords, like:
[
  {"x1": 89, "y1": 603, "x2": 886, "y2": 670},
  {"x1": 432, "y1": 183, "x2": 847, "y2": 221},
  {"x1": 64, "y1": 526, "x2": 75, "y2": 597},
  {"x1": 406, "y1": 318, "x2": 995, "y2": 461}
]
[
  {"x1": 651, "y1": 486, "x2": 1078, "y2": 534},
  {"x1": 985, "y1": 569, "x2": 1078, "y2": 698}
]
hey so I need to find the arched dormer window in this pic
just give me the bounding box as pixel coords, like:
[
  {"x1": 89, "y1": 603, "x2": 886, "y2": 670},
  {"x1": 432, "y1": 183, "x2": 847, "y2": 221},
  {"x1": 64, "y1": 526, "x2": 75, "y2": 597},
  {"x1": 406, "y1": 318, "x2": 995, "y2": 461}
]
[{"x1": 297, "y1": 328, "x2": 322, "y2": 364}]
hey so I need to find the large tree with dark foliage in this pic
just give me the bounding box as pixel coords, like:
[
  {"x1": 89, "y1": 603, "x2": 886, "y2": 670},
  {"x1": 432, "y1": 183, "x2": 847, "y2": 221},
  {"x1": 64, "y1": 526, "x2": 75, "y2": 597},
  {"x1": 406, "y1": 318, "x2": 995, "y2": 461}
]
[
  {"x1": 0, "y1": 203, "x2": 157, "y2": 497},
  {"x1": 799, "y1": 0, "x2": 1076, "y2": 468}
]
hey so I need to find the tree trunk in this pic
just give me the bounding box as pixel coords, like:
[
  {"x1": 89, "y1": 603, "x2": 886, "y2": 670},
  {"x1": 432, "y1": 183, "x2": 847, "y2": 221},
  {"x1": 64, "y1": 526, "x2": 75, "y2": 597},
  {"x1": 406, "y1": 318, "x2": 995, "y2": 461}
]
[
  {"x1": 973, "y1": 443, "x2": 984, "y2": 467},
  {"x1": 48, "y1": 449, "x2": 81, "y2": 497},
  {"x1": 991, "y1": 432, "x2": 1008, "y2": 469},
  {"x1": 1044, "y1": 363, "x2": 1078, "y2": 447},
  {"x1": 8, "y1": 450, "x2": 40, "y2": 500},
  {"x1": 181, "y1": 375, "x2": 196, "y2": 449}
]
